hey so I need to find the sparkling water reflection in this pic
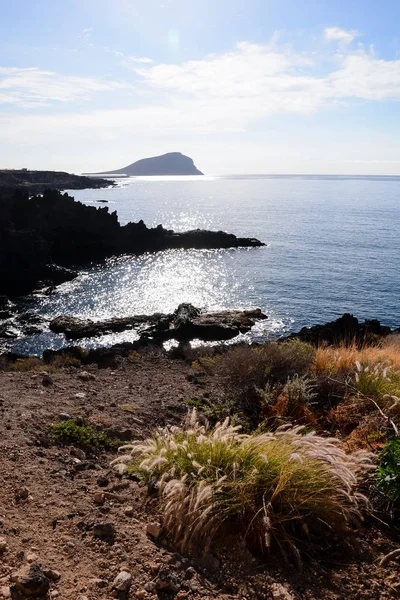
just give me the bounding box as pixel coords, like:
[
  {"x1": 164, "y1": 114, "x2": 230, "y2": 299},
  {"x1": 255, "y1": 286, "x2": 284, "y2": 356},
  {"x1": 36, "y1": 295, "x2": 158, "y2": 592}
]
[{"x1": 7, "y1": 174, "x2": 400, "y2": 354}]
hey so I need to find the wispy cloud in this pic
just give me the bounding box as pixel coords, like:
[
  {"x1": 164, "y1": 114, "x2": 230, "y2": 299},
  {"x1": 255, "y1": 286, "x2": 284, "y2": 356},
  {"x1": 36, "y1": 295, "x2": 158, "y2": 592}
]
[
  {"x1": 324, "y1": 27, "x2": 359, "y2": 44},
  {"x1": 0, "y1": 67, "x2": 131, "y2": 107},
  {"x1": 124, "y1": 55, "x2": 153, "y2": 65},
  {"x1": 2, "y1": 29, "x2": 400, "y2": 137}
]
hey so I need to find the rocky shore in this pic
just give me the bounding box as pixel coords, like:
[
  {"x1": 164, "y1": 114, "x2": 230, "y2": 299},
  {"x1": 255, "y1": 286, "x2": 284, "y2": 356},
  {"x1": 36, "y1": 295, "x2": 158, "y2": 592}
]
[
  {"x1": 0, "y1": 169, "x2": 113, "y2": 193},
  {"x1": 0, "y1": 188, "x2": 264, "y2": 297}
]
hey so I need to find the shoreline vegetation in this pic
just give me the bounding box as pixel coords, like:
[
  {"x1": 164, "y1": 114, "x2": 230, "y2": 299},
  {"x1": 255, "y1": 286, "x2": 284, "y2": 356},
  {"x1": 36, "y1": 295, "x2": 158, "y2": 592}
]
[{"x1": 0, "y1": 184, "x2": 399, "y2": 600}]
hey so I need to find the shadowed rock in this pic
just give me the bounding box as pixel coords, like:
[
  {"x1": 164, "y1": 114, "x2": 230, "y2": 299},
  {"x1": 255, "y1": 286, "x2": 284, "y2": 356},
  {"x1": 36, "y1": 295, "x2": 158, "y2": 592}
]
[
  {"x1": 284, "y1": 313, "x2": 392, "y2": 346},
  {"x1": 0, "y1": 189, "x2": 265, "y2": 296},
  {"x1": 50, "y1": 303, "x2": 267, "y2": 342}
]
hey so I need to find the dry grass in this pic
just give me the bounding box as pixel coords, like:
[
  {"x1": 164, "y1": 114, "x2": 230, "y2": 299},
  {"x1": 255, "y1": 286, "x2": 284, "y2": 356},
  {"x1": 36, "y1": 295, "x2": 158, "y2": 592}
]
[
  {"x1": 314, "y1": 337, "x2": 400, "y2": 375},
  {"x1": 114, "y1": 411, "x2": 374, "y2": 563}
]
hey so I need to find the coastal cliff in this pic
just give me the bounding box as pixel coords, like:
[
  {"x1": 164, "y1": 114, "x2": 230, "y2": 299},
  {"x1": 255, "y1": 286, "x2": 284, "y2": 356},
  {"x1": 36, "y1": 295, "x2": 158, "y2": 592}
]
[
  {"x1": 96, "y1": 152, "x2": 204, "y2": 176},
  {"x1": 0, "y1": 188, "x2": 264, "y2": 296}
]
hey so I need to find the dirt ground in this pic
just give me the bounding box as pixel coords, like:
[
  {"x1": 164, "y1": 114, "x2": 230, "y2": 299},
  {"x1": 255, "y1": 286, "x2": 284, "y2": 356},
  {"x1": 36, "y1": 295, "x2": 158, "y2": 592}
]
[{"x1": 0, "y1": 349, "x2": 399, "y2": 600}]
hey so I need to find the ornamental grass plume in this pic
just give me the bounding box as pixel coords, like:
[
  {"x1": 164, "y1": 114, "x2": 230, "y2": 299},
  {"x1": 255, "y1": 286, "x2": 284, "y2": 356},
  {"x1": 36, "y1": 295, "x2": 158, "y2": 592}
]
[{"x1": 113, "y1": 410, "x2": 374, "y2": 561}]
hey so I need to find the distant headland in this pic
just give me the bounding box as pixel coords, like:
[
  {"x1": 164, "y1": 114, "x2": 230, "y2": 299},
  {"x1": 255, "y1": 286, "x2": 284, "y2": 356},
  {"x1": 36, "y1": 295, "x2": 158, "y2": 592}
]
[
  {"x1": 0, "y1": 169, "x2": 112, "y2": 194},
  {"x1": 92, "y1": 152, "x2": 204, "y2": 177}
]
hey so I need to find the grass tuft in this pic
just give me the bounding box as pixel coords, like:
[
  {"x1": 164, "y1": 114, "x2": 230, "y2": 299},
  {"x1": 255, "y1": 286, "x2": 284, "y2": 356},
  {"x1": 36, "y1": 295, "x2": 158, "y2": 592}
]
[{"x1": 114, "y1": 410, "x2": 373, "y2": 561}]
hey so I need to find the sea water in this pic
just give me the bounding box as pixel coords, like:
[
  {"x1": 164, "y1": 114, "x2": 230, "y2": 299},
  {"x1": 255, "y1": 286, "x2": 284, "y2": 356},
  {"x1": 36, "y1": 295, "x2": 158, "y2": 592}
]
[{"x1": 9, "y1": 174, "x2": 400, "y2": 354}]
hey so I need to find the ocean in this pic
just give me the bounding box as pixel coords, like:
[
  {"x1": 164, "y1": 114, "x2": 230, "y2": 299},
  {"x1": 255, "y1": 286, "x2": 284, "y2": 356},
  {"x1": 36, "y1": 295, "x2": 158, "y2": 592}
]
[{"x1": 8, "y1": 174, "x2": 400, "y2": 355}]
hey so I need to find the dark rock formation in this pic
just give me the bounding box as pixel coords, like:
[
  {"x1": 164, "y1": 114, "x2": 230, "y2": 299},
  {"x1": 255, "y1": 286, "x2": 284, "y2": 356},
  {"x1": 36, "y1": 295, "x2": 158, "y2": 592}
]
[
  {"x1": 50, "y1": 303, "x2": 267, "y2": 342},
  {"x1": 285, "y1": 313, "x2": 392, "y2": 347},
  {"x1": 0, "y1": 169, "x2": 112, "y2": 193},
  {"x1": 0, "y1": 188, "x2": 264, "y2": 296},
  {"x1": 96, "y1": 152, "x2": 203, "y2": 176}
]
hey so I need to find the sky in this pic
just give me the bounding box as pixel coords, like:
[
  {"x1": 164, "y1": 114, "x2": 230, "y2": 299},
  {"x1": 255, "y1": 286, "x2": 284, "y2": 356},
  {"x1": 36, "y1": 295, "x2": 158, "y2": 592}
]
[{"x1": 1, "y1": 0, "x2": 400, "y2": 175}]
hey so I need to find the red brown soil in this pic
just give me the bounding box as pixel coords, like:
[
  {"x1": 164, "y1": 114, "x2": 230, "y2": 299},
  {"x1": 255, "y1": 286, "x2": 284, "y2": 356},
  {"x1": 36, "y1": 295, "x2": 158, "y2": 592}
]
[{"x1": 0, "y1": 349, "x2": 399, "y2": 600}]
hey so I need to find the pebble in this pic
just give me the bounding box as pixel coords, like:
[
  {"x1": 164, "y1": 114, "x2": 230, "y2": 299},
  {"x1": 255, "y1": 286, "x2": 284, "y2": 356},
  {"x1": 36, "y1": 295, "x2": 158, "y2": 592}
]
[
  {"x1": 43, "y1": 568, "x2": 61, "y2": 581},
  {"x1": 42, "y1": 374, "x2": 54, "y2": 386},
  {"x1": 124, "y1": 505, "x2": 134, "y2": 517},
  {"x1": 93, "y1": 493, "x2": 105, "y2": 505},
  {"x1": 15, "y1": 486, "x2": 29, "y2": 501},
  {"x1": 270, "y1": 583, "x2": 294, "y2": 600},
  {"x1": 112, "y1": 570, "x2": 132, "y2": 591},
  {"x1": 135, "y1": 591, "x2": 147, "y2": 600},
  {"x1": 144, "y1": 581, "x2": 155, "y2": 593},
  {"x1": 92, "y1": 522, "x2": 116, "y2": 539},
  {"x1": 26, "y1": 551, "x2": 38, "y2": 563},
  {"x1": 11, "y1": 564, "x2": 50, "y2": 597},
  {"x1": 146, "y1": 522, "x2": 161, "y2": 539},
  {"x1": 77, "y1": 371, "x2": 96, "y2": 382},
  {"x1": 0, "y1": 537, "x2": 7, "y2": 552},
  {"x1": 89, "y1": 577, "x2": 108, "y2": 589}
]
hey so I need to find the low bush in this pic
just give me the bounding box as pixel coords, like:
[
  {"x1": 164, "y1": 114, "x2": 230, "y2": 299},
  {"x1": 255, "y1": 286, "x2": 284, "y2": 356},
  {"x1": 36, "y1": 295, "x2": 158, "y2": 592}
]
[
  {"x1": 376, "y1": 437, "x2": 400, "y2": 502},
  {"x1": 263, "y1": 339, "x2": 315, "y2": 383},
  {"x1": 48, "y1": 418, "x2": 116, "y2": 451},
  {"x1": 114, "y1": 411, "x2": 373, "y2": 562}
]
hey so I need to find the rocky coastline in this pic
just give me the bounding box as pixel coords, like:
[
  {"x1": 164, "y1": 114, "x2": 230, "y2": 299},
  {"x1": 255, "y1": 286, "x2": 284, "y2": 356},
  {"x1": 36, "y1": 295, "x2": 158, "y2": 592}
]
[
  {"x1": 0, "y1": 188, "x2": 264, "y2": 297},
  {"x1": 0, "y1": 169, "x2": 113, "y2": 193}
]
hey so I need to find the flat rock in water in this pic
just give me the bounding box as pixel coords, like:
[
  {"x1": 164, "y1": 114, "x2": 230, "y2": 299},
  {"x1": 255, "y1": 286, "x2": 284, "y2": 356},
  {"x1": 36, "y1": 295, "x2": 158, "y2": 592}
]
[{"x1": 49, "y1": 303, "x2": 267, "y2": 342}]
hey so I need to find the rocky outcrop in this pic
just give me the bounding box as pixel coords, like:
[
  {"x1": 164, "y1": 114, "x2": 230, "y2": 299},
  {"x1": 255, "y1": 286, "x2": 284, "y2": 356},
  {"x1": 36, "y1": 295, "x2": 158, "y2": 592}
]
[
  {"x1": 0, "y1": 188, "x2": 264, "y2": 296},
  {"x1": 0, "y1": 169, "x2": 112, "y2": 193},
  {"x1": 284, "y1": 313, "x2": 392, "y2": 346},
  {"x1": 96, "y1": 152, "x2": 204, "y2": 176},
  {"x1": 50, "y1": 303, "x2": 267, "y2": 342}
]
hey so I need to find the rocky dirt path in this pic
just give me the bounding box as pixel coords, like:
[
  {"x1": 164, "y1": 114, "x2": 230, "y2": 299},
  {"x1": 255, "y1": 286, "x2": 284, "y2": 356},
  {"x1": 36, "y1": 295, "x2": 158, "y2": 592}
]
[{"x1": 0, "y1": 350, "x2": 399, "y2": 599}]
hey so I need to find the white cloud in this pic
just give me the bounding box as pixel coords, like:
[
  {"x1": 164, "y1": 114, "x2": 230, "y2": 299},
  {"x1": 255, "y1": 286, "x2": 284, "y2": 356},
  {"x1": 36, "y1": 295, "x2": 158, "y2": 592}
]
[
  {"x1": 125, "y1": 56, "x2": 153, "y2": 64},
  {"x1": 324, "y1": 27, "x2": 359, "y2": 44},
  {"x1": 0, "y1": 67, "x2": 131, "y2": 107},
  {"x1": 2, "y1": 31, "x2": 400, "y2": 152}
]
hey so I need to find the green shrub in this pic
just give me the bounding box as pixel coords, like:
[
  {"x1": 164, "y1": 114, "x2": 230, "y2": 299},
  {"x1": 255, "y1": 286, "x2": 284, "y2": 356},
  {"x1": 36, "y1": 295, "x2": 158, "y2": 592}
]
[
  {"x1": 376, "y1": 437, "x2": 400, "y2": 502},
  {"x1": 114, "y1": 411, "x2": 373, "y2": 562},
  {"x1": 263, "y1": 339, "x2": 316, "y2": 383},
  {"x1": 283, "y1": 375, "x2": 316, "y2": 413},
  {"x1": 48, "y1": 418, "x2": 115, "y2": 451}
]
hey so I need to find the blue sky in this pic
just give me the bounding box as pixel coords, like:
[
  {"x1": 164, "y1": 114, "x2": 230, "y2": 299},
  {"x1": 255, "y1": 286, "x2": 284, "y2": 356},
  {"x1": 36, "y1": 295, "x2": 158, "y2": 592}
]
[{"x1": 1, "y1": 0, "x2": 400, "y2": 174}]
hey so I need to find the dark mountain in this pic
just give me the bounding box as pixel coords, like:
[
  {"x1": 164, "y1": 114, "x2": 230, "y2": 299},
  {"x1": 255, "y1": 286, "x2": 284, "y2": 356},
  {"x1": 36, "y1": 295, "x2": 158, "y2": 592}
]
[{"x1": 97, "y1": 152, "x2": 204, "y2": 176}]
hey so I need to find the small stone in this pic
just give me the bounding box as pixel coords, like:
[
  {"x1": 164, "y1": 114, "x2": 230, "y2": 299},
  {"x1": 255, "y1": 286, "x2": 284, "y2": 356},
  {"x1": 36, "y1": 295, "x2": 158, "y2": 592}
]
[
  {"x1": 155, "y1": 578, "x2": 180, "y2": 594},
  {"x1": 42, "y1": 373, "x2": 54, "y2": 386},
  {"x1": 71, "y1": 447, "x2": 86, "y2": 460},
  {"x1": 112, "y1": 571, "x2": 132, "y2": 592},
  {"x1": 149, "y1": 563, "x2": 159, "y2": 576},
  {"x1": 59, "y1": 413, "x2": 71, "y2": 421},
  {"x1": 77, "y1": 371, "x2": 96, "y2": 382},
  {"x1": 144, "y1": 582, "x2": 155, "y2": 593},
  {"x1": 0, "y1": 537, "x2": 7, "y2": 552},
  {"x1": 185, "y1": 567, "x2": 196, "y2": 580},
  {"x1": 0, "y1": 586, "x2": 10, "y2": 598},
  {"x1": 77, "y1": 596, "x2": 89, "y2": 600},
  {"x1": 146, "y1": 522, "x2": 161, "y2": 539},
  {"x1": 97, "y1": 476, "x2": 109, "y2": 487},
  {"x1": 92, "y1": 522, "x2": 116, "y2": 539},
  {"x1": 135, "y1": 591, "x2": 148, "y2": 600},
  {"x1": 93, "y1": 493, "x2": 105, "y2": 505},
  {"x1": 75, "y1": 392, "x2": 86, "y2": 399},
  {"x1": 89, "y1": 577, "x2": 108, "y2": 589},
  {"x1": 124, "y1": 506, "x2": 134, "y2": 517},
  {"x1": 15, "y1": 486, "x2": 29, "y2": 501},
  {"x1": 270, "y1": 583, "x2": 294, "y2": 600},
  {"x1": 42, "y1": 568, "x2": 61, "y2": 581},
  {"x1": 11, "y1": 564, "x2": 50, "y2": 597},
  {"x1": 26, "y1": 551, "x2": 38, "y2": 563}
]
